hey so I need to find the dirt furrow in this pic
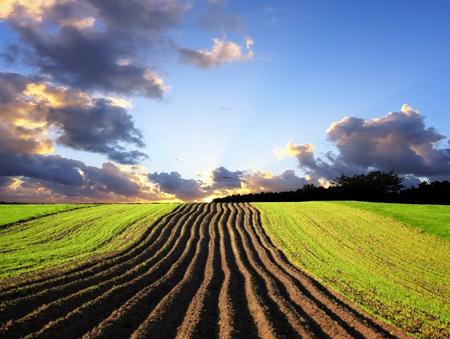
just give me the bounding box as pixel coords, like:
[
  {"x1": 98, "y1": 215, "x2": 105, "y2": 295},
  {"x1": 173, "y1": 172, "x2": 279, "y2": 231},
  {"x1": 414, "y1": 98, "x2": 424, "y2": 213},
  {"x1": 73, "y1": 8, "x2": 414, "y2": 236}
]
[
  {"x1": 247, "y1": 203, "x2": 403, "y2": 338},
  {"x1": 82, "y1": 204, "x2": 212, "y2": 339},
  {"x1": 129, "y1": 204, "x2": 214, "y2": 338},
  {"x1": 216, "y1": 204, "x2": 235, "y2": 339},
  {"x1": 0, "y1": 202, "x2": 407, "y2": 339},
  {"x1": 0, "y1": 204, "x2": 201, "y2": 338},
  {"x1": 0, "y1": 204, "x2": 187, "y2": 299},
  {"x1": 175, "y1": 203, "x2": 222, "y2": 339},
  {"x1": 232, "y1": 203, "x2": 310, "y2": 338},
  {"x1": 224, "y1": 204, "x2": 278, "y2": 339},
  {"x1": 19, "y1": 204, "x2": 210, "y2": 339},
  {"x1": 240, "y1": 203, "x2": 356, "y2": 338},
  {"x1": 0, "y1": 204, "x2": 195, "y2": 326},
  {"x1": 0, "y1": 204, "x2": 199, "y2": 337}
]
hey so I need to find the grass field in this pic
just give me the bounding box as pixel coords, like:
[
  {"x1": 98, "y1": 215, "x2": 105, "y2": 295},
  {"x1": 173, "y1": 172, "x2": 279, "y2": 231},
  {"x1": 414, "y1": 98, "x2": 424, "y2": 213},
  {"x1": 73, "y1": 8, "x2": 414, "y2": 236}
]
[
  {"x1": 255, "y1": 201, "x2": 450, "y2": 337},
  {"x1": 0, "y1": 204, "x2": 177, "y2": 279},
  {"x1": 337, "y1": 201, "x2": 450, "y2": 241},
  {"x1": 0, "y1": 204, "x2": 84, "y2": 227}
]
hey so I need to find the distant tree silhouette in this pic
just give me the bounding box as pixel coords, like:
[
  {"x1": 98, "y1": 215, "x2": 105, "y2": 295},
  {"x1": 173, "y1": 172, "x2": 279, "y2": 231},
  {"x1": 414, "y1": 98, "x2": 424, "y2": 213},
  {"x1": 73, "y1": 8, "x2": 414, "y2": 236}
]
[{"x1": 213, "y1": 171, "x2": 450, "y2": 205}]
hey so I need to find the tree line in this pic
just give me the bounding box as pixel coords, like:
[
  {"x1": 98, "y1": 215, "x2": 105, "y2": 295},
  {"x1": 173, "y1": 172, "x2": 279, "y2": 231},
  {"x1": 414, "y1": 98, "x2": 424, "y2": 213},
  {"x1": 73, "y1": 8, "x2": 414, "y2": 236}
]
[{"x1": 213, "y1": 171, "x2": 450, "y2": 204}]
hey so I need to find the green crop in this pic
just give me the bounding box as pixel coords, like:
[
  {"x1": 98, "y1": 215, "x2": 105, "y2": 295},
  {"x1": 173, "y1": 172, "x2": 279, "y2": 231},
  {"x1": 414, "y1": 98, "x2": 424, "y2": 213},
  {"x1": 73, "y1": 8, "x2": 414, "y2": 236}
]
[
  {"x1": 255, "y1": 201, "x2": 450, "y2": 337},
  {"x1": 0, "y1": 204, "x2": 84, "y2": 227},
  {"x1": 336, "y1": 201, "x2": 450, "y2": 241},
  {"x1": 0, "y1": 204, "x2": 177, "y2": 279}
]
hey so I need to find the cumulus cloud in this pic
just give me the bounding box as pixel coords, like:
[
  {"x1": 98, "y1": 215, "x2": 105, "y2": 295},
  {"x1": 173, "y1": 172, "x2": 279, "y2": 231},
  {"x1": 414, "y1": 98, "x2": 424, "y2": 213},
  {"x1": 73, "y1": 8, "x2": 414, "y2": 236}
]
[
  {"x1": 0, "y1": 151, "x2": 163, "y2": 202},
  {"x1": 0, "y1": 0, "x2": 57, "y2": 22},
  {"x1": 179, "y1": 37, "x2": 254, "y2": 68},
  {"x1": 2, "y1": 0, "x2": 184, "y2": 97},
  {"x1": 149, "y1": 171, "x2": 208, "y2": 201},
  {"x1": 48, "y1": 98, "x2": 147, "y2": 164},
  {"x1": 279, "y1": 105, "x2": 450, "y2": 182},
  {"x1": 149, "y1": 166, "x2": 308, "y2": 201},
  {"x1": 207, "y1": 166, "x2": 243, "y2": 190},
  {"x1": 0, "y1": 1, "x2": 262, "y2": 203},
  {"x1": 243, "y1": 170, "x2": 307, "y2": 193},
  {"x1": 0, "y1": 72, "x2": 147, "y2": 164}
]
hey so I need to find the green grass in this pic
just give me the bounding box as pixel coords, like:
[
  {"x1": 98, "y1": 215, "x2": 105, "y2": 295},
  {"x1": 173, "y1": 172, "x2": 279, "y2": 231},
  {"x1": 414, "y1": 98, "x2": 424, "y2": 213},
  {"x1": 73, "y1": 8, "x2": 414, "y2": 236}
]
[
  {"x1": 0, "y1": 203, "x2": 177, "y2": 279},
  {"x1": 0, "y1": 204, "x2": 84, "y2": 227},
  {"x1": 255, "y1": 201, "x2": 450, "y2": 338},
  {"x1": 336, "y1": 201, "x2": 450, "y2": 241}
]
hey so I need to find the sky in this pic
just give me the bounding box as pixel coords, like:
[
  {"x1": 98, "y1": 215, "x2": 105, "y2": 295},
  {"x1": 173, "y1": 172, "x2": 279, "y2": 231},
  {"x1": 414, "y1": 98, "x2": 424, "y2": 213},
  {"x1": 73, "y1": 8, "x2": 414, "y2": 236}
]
[{"x1": 1, "y1": 0, "x2": 450, "y2": 202}]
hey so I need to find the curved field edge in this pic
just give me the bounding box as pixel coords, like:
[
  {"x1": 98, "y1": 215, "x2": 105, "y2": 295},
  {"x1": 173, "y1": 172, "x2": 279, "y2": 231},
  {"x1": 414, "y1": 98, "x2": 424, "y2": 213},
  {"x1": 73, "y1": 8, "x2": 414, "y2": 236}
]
[
  {"x1": 335, "y1": 201, "x2": 450, "y2": 241},
  {"x1": 0, "y1": 204, "x2": 88, "y2": 228},
  {"x1": 254, "y1": 201, "x2": 450, "y2": 338},
  {"x1": 0, "y1": 203, "x2": 178, "y2": 281}
]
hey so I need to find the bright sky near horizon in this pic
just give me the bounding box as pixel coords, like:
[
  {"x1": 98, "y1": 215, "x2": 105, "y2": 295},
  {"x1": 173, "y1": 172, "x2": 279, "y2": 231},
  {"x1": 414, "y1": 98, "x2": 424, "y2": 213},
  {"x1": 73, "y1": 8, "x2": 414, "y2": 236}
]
[{"x1": 1, "y1": 0, "x2": 449, "y2": 202}]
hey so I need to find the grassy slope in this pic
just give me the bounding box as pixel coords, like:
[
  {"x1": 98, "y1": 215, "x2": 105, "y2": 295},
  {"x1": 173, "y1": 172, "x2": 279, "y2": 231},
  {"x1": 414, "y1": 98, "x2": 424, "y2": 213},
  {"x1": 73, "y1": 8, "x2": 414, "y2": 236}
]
[
  {"x1": 255, "y1": 201, "x2": 450, "y2": 337},
  {"x1": 0, "y1": 204, "x2": 84, "y2": 227},
  {"x1": 336, "y1": 201, "x2": 450, "y2": 241},
  {"x1": 0, "y1": 204, "x2": 177, "y2": 279}
]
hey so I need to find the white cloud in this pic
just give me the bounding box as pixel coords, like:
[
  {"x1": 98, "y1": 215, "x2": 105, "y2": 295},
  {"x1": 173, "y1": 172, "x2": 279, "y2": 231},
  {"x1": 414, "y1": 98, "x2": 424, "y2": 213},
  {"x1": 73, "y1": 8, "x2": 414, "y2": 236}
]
[{"x1": 179, "y1": 38, "x2": 254, "y2": 68}]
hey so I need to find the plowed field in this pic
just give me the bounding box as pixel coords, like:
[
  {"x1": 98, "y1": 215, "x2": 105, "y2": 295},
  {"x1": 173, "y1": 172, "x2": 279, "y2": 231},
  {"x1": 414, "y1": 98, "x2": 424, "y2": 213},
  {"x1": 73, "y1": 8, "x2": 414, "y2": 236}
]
[{"x1": 0, "y1": 203, "x2": 404, "y2": 338}]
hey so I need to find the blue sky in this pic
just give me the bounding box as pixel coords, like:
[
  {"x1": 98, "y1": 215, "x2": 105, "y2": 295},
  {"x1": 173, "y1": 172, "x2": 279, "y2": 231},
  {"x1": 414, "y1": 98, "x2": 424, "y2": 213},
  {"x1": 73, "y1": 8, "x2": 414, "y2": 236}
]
[
  {"x1": 139, "y1": 0, "x2": 450, "y2": 177},
  {"x1": 1, "y1": 0, "x2": 449, "y2": 201}
]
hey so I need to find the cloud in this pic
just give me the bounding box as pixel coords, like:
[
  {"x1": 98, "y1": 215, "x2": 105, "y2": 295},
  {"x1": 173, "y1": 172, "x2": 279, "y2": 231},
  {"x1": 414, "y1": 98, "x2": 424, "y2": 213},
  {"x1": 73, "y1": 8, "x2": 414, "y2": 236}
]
[
  {"x1": 48, "y1": 98, "x2": 147, "y2": 164},
  {"x1": 0, "y1": 0, "x2": 57, "y2": 22},
  {"x1": 243, "y1": 170, "x2": 307, "y2": 193},
  {"x1": 0, "y1": 152, "x2": 164, "y2": 202},
  {"x1": 0, "y1": 1, "x2": 263, "y2": 203},
  {"x1": 179, "y1": 37, "x2": 254, "y2": 68},
  {"x1": 279, "y1": 105, "x2": 450, "y2": 182},
  {"x1": 149, "y1": 171, "x2": 208, "y2": 201},
  {"x1": 0, "y1": 72, "x2": 147, "y2": 164},
  {"x1": 207, "y1": 166, "x2": 243, "y2": 190},
  {"x1": 3, "y1": 0, "x2": 184, "y2": 97},
  {"x1": 149, "y1": 166, "x2": 308, "y2": 201}
]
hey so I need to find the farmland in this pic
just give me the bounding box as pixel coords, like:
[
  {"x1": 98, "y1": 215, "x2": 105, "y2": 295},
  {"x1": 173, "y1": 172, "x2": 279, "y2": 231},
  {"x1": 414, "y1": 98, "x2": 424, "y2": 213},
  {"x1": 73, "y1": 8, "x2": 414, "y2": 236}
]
[
  {"x1": 0, "y1": 204, "x2": 84, "y2": 227},
  {"x1": 336, "y1": 201, "x2": 450, "y2": 241},
  {"x1": 255, "y1": 201, "x2": 450, "y2": 337},
  {"x1": 0, "y1": 204, "x2": 177, "y2": 279},
  {"x1": 0, "y1": 203, "x2": 404, "y2": 338}
]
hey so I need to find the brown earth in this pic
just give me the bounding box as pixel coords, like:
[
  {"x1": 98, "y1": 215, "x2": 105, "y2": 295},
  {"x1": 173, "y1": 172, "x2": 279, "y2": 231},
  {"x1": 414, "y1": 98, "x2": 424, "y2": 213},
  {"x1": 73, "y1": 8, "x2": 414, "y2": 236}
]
[{"x1": 0, "y1": 203, "x2": 407, "y2": 338}]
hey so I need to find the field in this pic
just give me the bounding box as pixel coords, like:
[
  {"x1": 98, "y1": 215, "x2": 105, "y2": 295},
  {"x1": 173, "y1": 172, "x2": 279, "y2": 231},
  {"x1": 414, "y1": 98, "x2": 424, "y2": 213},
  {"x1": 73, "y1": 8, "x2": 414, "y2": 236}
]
[
  {"x1": 0, "y1": 204, "x2": 177, "y2": 279},
  {"x1": 337, "y1": 201, "x2": 450, "y2": 241},
  {"x1": 0, "y1": 202, "x2": 448, "y2": 338},
  {"x1": 0, "y1": 204, "x2": 84, "y2": 227},
  {"x1": 0, "y1": 203, "x2": 404, "y2": 338},
  {"x1": 256, "y1": 201, "x2": 450, "y2": 337}
]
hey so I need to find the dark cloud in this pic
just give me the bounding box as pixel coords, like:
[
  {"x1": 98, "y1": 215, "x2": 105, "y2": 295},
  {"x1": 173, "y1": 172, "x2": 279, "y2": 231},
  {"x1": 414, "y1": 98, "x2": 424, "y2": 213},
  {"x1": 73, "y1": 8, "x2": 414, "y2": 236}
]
[
  {"x1": 149, "y1": 166, "x2": 308, "y2": 201},
  {"x1": 48, "y1": 98, "x2": 147, "y2": 164},
  {"x1": 5, "y1": 0, "x2": 186, "y2": 97},
  {"x1": 15, "y1": 23, "x2": 165, "y2": 98},
  {"x1": 243, "y1": 170, "x2": 308, "y2": 192},
  {"x1": 208, "y1": 166, "x2": 242, "y2": 190},
  {"x1": 90, "y1": 0, "x2": 182, "y2": 37},
  {"x1": 0, "y1": 72, "x2": 28, "y2": 103},
  {"x1": 287, "y1": 144, "x2": 364, "y2": 182},
  {"x1": 0, "y1": 152, "x2": 161, "y2": 202},
  {"x1": 0, "y1": 177, "x2": 13, "y2": 187},
  {"x1": 287, "y1": 105, "x2": 450, "y2": 181},
  {"x1": 327, "y1": 106, "x2": 450, "y2": 177},
  {"x1": 0, "y1": 72, "x2": 147, "y2": 164},
  {"x1": 149, "y1": 171, "x2": 207, "y2": 201}
]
